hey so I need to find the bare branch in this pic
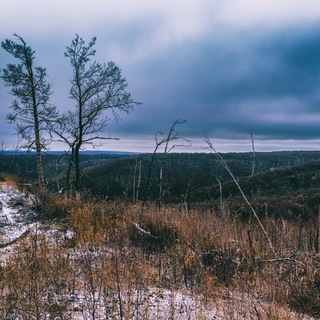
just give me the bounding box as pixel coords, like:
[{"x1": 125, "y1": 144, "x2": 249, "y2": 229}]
[{"x1": 205, "y1": 137, "x2": 277, "y2": 258}]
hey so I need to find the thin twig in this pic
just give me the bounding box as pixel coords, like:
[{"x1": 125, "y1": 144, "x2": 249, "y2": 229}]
[{"x1": 204, "y1": 138, "x2": 277, "y2": 258}]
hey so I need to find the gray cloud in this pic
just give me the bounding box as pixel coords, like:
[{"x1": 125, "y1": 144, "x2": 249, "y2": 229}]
[
  {"x1": 2, "y1": 1, "x2": 320, "y2": 151},
  {"x1": 111, "y1": 24, "x2": 320, "y2": 142}
]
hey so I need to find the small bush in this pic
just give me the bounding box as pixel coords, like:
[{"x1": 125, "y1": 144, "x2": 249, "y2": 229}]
[
  {"x1": 32, "y1": 190, "x2": 78, "y2": 219},
  {"x1": 129, "y1": 213, "x2": 179, "y2": 253}
]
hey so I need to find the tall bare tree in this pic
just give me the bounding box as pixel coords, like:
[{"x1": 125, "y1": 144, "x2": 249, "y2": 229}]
[
  {"x1": 1, "y1": 34, "x2": 57, "y2": 187},
  {"x1": 56, "y1": 35, "x2": 139, "y2": 192}
]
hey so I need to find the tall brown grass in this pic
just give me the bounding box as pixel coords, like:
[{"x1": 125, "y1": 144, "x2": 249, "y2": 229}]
[{"x1": 0, "y1": 189, "x2": 319, "y2": 319}]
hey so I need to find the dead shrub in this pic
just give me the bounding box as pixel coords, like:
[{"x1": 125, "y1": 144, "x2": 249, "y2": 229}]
[
  {"x1": 32, "y1": 190, "x2": 77, "y2": 219},
  {"x1": 288, "y1": 269, "x2": 320, "y2": 317},
  {"x1": 129, "y1": 219, "x2": 179, "y2": 253},
  {"x1": 0, "y1": 232, "x2": 73, "y2": 319}
]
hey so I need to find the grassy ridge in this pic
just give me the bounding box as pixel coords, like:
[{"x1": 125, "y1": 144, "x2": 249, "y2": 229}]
[
  {"x1": 1, "y1": 187, "x2": 319, "y2": 318},
  {"x1": 1, "y1": 149, "x2": 320, "y2": 318}
]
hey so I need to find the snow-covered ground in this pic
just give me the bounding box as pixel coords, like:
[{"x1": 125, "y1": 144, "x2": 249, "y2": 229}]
[
  {"x1": 0, "y1": 182, "x2": 316, "y2": 320},
  {"x1": 0, "y1": 182, "x2": 36, "y2": 259},
  {"x1": 0, "y1": 182, "x2": 72, "y2": 261}
]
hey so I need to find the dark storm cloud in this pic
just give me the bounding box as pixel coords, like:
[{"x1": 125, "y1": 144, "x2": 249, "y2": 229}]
[{"x1": 113, "y1": 24, "x2": 320, "y2": 142}]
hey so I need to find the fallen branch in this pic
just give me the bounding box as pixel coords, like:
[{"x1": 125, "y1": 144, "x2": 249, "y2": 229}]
[
  {"x1": 128, "y1": 220, "x2": 160, "y2": 239},
  {"x1": 259, "y1": 256, "x2": 306, "y2": 267},
  {"x1": 130, "y1": 221, "x2": 151, "y2": 236},
  {"x1": 0, "y1": 229, "x2": 30, "y2": 248}
]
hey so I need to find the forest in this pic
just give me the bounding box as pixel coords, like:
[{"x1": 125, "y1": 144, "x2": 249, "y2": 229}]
[{"x1": 3, "y1": 149, "x2": 320, "y2": 219}]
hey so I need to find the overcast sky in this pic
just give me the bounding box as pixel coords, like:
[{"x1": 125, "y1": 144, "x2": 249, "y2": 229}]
[{"x1": 2, "y1": 0, "x2": 320, "y2": 153}]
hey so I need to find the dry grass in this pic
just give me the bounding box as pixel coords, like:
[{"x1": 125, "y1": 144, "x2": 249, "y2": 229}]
[
  {"x1": 0, "y1": 190, "x2": 319, "y2": 319},
  {"x1": 0, "y1": 176, "x2": 17, "y2": 189}
]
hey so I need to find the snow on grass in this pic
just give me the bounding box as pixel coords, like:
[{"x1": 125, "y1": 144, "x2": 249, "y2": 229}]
[
  {"x1": 0, "y1": 183, "x2": 34, "y2": 242},
  {"x1": 0, "y1": 183, "x2": 73, "y2": 261},
  {"x1": 69, "y1": 287, "x2": 221, "y2": 320},
  {"x1": 0, "y1": 183, "x2": 316, "y2": 319}
]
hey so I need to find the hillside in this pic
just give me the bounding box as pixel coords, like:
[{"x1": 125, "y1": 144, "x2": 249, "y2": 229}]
[
  {"x1": 1, "y1": 152, "x2": 320, "y2": 318},
  {"x1": 78, "y1": 151, "x2": 320, "y2": 220},
  {"x1": 2, "y1": 150, "x2": 320, "y2": 220}
]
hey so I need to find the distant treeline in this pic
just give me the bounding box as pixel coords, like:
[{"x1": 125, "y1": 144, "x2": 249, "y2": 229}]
[{"x1": 2, "y1": 150, "x2": 320, "y2": 220}]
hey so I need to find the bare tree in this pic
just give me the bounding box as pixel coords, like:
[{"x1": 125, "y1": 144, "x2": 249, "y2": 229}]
[
  {"x1": 245, "y1": 129, "x2": 256, "y2": 259},
  {"x1": 158, "y1": 120, "x2": 191, "y2": 201},
  {"x1": 56, "y1": 35, "x2": 140, "y2": 192},
  {"x1": 1, "y1": 34, "x2": 57, "y2": 187},
  {"x1": 133, "y1": 159, "x2": 142, "y2": 206},
  {"x1": 143, "y1": 119, "x2": 191, "y2": 206}
]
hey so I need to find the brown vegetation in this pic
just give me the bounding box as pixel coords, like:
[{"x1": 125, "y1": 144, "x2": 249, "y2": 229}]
[{"x1": 0, "y1": 187, "x2": 319, "y2": 319}]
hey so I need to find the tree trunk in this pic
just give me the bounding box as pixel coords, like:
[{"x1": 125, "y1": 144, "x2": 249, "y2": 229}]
[
  {"x1": 74, "y1": 69, "x2": 83, "y2": 193},
  {"x1": 28, "y1": 59, "x2": 44, "y2": 188},
  {"x1": 33, "y1": 109, "x2": 44, "y2": 187},
  {"x1": 65, "y1": 149, "x2": 74, "y2": 196},
  {"x1": 74, "y1": 146, "x2": 80, "y2": 192}
]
